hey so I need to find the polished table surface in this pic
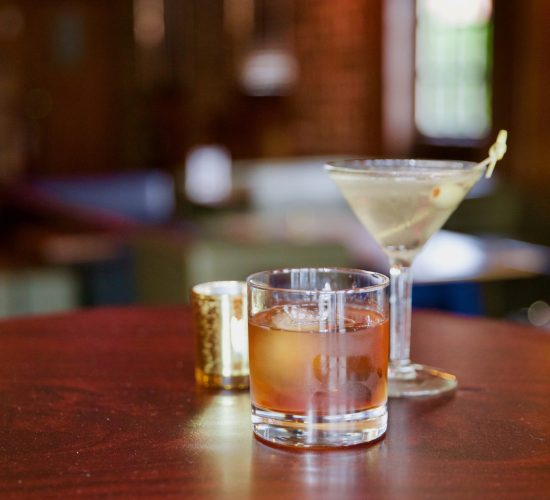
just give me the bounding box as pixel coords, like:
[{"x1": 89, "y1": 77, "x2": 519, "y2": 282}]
[{"x1": 1, "y1": 307, "x2": 549, "y2": 499}]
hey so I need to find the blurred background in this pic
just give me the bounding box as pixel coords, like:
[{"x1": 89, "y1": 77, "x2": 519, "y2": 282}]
[{"x1": 0, "y1": 0, "x2": 548, "y2": 327}]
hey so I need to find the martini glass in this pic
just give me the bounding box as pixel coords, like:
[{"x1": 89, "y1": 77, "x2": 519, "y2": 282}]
[{"x1": 326, "y1": 159, "x2": 486, "y2": 397}]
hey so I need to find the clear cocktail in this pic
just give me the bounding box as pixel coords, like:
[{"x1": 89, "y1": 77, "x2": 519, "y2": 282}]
[
  {"x1": 329, "y1": 161, "x2": 484, "y2": 264},
  {"x1": 326, "y1": 133, "x2": 507, "y2": 397}
]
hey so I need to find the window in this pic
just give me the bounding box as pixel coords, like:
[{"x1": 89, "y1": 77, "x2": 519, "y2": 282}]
[{"x1": 415, "y1": 0, "x2": 493, "y2": 140}]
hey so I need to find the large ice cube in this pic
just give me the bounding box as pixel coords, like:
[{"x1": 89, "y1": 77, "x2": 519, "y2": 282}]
[
  {"x1": 271, "y1": 304, "x2": 356, "y2": 332},
  {"x1": 271, "y1": 305, "x2": 321, "y2": 332}
]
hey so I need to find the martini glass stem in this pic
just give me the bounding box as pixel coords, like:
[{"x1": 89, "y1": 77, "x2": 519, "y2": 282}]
[{"x1": 389, "y1": 260, "x2": 413, "y2": 370}]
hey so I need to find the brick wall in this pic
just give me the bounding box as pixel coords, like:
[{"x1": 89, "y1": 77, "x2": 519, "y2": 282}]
[
  {"x1": 291, "y1": 0, "x2": 382, "y2": 155},
  {"x1": 4, "y1": 0, "x2": 385, "y2": 172}
]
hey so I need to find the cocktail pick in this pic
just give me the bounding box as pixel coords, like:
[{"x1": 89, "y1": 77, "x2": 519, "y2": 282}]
[
  {"x1": 378, "y1": 132, "x2": 508, "y2": 240},
  {"x1": 481, "y1": 129, "x2": 508, "y2": 179}
]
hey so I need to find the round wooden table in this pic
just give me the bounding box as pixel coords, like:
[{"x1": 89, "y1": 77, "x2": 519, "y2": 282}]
[{"x1": 1, "y1": 307, "x2": 549, "y2": 498}]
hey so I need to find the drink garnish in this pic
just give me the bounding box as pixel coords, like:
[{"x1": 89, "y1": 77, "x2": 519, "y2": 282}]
[
  {"x1": 481, "y1": 129, "x2": 508, "y2": 179},
  {"x1": 429, "y1": 182, "x2": 465, "y2": 209},
  {"x1": 429, "y1": 129, "x2": 508, "y2": 208}
]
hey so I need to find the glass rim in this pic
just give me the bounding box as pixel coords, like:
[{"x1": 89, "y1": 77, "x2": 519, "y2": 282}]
[
  {"x1": 246, "y1": 267, "x2": 389, "y2": 294},
  {"x1": 192, "y1": 280, "x2": 246, "y2": 297},
  {"x1": 325, "y1": 157, "x2": 485, "y2": 175}
]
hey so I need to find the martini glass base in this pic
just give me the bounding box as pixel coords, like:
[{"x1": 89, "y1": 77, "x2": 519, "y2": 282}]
[{"x1": 388, "y1": 363, "x2": 457, "y2": 398}]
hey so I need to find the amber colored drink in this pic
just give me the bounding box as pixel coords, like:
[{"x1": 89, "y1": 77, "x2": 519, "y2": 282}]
[{"x1": 249, "y1": 304, "x2": 389, "y2": 416}]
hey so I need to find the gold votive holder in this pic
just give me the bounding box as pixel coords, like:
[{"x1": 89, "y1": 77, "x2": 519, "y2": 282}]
[{"x1": 192, "y1": 281, "x2": 249, "y2": 389}]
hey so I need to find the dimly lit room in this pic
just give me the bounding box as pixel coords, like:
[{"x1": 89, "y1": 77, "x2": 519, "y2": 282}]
[{"x1": 2, "y1": 0, "x2": 549, "y2": 497}]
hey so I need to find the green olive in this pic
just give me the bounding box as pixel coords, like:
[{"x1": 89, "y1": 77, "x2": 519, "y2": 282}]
[{"x1": 429, "y1": 183, "x2": 465, "y2": 209}]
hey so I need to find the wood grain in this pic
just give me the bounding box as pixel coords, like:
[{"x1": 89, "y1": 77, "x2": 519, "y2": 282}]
[{"x1": 1, "y1": 307, "x2": 549, "y2": 499}]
